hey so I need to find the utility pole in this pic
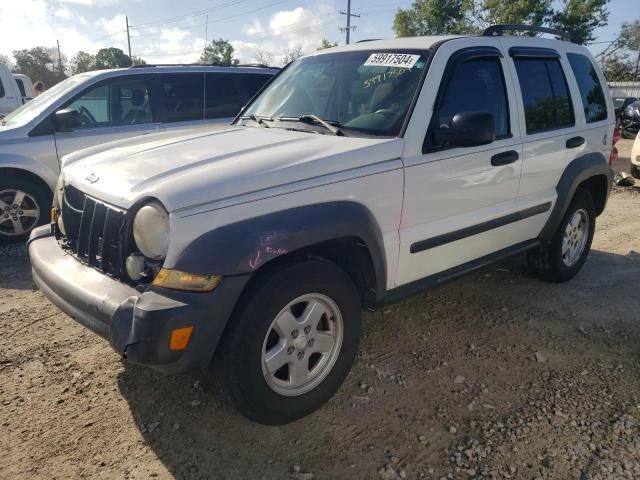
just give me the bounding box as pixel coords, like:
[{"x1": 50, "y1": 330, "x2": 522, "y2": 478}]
[
  {"x1": 126, "y1": 16, "x2": 132, "y2": 60},
  {"x1": 205, "y1": 14, "x2": 209, "y2": 47},
  {"x1": 339, "y1": 0, "x2": 360, "y2": 44},
  {"x1": 56, "y1": 40, "x2": 63, "y2": 75}
]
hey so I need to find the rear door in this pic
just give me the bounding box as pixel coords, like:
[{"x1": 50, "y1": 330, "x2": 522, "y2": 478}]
[
  {"x1": 54, "y1": 75, "x2": 161, "y2": 158},
  {"x1": 499, "y1": 39, "x2": 606, "y2": 237}
]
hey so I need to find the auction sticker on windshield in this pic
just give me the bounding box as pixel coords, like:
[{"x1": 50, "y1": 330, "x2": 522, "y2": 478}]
[{"x1": 364, "y1": 53, "x2": 420, "y2": 69}]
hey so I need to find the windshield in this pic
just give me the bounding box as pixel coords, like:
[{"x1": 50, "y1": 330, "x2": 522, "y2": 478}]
[
  {"x1": 2, "y1": 73, "x2": 94, "y2": 127},
  {"x1": 240, "y1": 49, "x2": 429, "y2": 137}
]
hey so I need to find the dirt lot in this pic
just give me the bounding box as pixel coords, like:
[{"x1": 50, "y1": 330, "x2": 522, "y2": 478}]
[{"x1": 1, "y1": 141, "x2": 639, "y2": 480}]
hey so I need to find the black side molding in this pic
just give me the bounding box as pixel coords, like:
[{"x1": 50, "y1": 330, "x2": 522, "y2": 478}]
[
  {"x1": 383, "y1": 239, "x2": 540, "y2": 308},
  {"x1": 410, "y1": 202, "x2": 551, "y2": 254}
]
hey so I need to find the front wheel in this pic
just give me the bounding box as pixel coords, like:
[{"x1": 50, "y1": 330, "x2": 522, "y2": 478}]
[
  {"x1": 213, "y1": 258, "x2": 362, "y2": 425},
  {"x1": 0, "y1": 176, "x2": 51, "y2": 244},
  {"x1": 528, "y1": 190, "x2": 596, "y2": 282}
]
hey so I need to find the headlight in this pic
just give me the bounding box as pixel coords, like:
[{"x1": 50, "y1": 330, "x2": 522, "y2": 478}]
[{"x1": 133, "y1": 201, "x2": 170, "y2": 260}]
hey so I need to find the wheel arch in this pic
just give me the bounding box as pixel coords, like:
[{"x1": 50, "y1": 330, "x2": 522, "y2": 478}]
[
  {"x1": 171, "y1": 201, "x2": 387, "y2": 308},
  {"x1": 540, "y1": 153, "x2": 612, "y2": 241},
  {"x1": 0, "y1": 167, "x2": 55, "y2": 198}
]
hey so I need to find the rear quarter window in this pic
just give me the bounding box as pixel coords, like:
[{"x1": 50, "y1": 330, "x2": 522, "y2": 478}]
[
  {"x1": 15, "y1": 78, "x2": 26, "y2": 97},
  {"x1": 566, "y1": 53, "x2": 607, "y2": 123},
  {"x1": 0, "y1": 78, "x2": 5, "y2": 98}
]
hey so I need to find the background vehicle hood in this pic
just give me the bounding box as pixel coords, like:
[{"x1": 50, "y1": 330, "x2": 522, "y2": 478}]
[{"x1": 64, "y1": 126, "x2": 403, "y2": 211}]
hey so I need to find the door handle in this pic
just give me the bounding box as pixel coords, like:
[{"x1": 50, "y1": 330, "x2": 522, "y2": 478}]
[
  {"x1": 491, "y1": 150, "x2": 519, "y2": 166},
  {"x1": 566, "y1": 136, "x2": 585, "y2": 149}
]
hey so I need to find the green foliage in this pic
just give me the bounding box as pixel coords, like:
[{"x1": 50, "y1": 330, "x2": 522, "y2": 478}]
[
  {"x1": 393, "y1": 0, "x2": 610, "y2": 45},
  {"x1": 93, "y1": 48, "x2": 132, "y2": 69},
  {"x1": 601, "y1": 54, "x2": 636, "y2": 81},
  {"x1": 0, "y1": 53, "x2": 12, "y2": 70},
  {"x1": 550, "y1": 0, "x2": 609, "y2": 44},
  {"x1": 70, "y1": 51, "x2": 96, "y2": 75},
  {"x1": 475, "y1": 0, "x2": 552, "y2": 30},
  {"x1": 12, "y1": 47, "x2": 66, "y2": 87},
  {"x1": 616, "y1": 20, "x2": 640, "y2": 51},
  {"x1": 131, "y1": 56, "x2": 147, "y2": 66},
  {"x1": 200, "y1": 39, "x2": 239, "y2": 66},
  {"x1": 393, "y1": 0, "x2": 476, "y2": 36},
  {"x1": 281, "y1": 46, "x2": 304, "y2": 66},
  {"x1": 318, "y1": 39, "x2": 338, "y2": 50}
]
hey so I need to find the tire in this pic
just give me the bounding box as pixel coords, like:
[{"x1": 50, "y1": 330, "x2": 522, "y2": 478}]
[
  {"x1": 528, "y1": 189, "x2": 596, "y2": 283},
  {"x1": 0, "y1": 176, "x2": 52, "y2": 244},
  {"x1": 213, "y1": 257, "x2": 362, "y2": 425}
]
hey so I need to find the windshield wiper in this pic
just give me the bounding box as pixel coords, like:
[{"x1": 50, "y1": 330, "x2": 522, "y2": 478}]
[
  {"x1": 244, "y1": 114, "x2": 271, "y2": 128},
  {"x1": 276, "y1": 115, "x2": 343, "y2": 136},
  {"x1": 297, "y1": 114, "x2": 343, "y2": 136}
]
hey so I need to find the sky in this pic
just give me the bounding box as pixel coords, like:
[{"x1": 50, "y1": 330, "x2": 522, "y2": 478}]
[{"x1": 1, "y1": 0, "x2": 638, "y2": 68}]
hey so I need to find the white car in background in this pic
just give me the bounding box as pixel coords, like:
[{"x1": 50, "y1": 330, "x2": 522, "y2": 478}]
[
  {"x1": 631, "y1": 129, "x2": 640, "y2": 179},
  {"x1": 0, "y1": 64, "x2": 277, "y2": 242},
  {"x1": 0, "y1": 63, "x2": 29, "y2": 116},
  {"x1": 13, "y1": 74, "x2": 35, "y2": 103}
]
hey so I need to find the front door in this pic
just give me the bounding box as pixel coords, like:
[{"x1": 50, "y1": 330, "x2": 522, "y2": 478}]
[
  {"x1": 396, "y1": 44, "x2": 527, "y2": 287},
  {"x1": 54, "y1": 75, "x2": 162, "y2": 159}
]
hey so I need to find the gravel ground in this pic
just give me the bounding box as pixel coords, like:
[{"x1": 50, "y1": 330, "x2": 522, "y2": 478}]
[{"x1": 1, "y1": 141, "x2": 639, "y2": 480}]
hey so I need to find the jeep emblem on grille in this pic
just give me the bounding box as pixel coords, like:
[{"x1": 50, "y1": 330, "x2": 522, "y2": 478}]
[{"x1": 85, "y1": 173, "x2": 99, "y2": 184}]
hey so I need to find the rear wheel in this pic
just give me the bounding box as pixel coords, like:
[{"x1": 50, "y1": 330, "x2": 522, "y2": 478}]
[
  {"x1": 528, "y1": 190, "x2": 596, "y2": 282},
  {"x1": 0, "y1": 176, "x2": 51, "y2": 244},
  {"x1": 213, "y1": 258, "x2": 362, "y2": 425}
]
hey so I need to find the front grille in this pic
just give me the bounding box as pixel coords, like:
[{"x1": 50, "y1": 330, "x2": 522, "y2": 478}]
[{"x1": 61, "y1": 185, "x2": 126, "y2": 279}]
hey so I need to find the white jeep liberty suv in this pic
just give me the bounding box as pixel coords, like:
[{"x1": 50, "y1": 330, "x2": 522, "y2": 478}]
[{"x1": 29, "y1": 25, "x2": 615, "y2": 425}]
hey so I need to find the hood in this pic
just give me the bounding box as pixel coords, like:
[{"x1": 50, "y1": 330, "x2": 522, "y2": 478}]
[
  {"x1": 64, "y1": 126, "x2": 403, "y2": 211},
  {"x1": 0, "y1": 121, "x2": 26, "y2": 140}
]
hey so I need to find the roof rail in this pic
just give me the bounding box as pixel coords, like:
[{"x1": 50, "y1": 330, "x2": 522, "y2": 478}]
[
  {"x1": 129, "y1": 63, "x2": 279, "y2": 69},
  {"x1": 481, "y1": 24, "x2": 579, "y2": 43},
  {"x1": 356, "y1": 39, "x2": 382, "y2": 43}
]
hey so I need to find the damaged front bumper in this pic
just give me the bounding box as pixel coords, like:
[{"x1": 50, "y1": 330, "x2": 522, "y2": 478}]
[{"x1": 27, "y1": 226, "x2": 248, "y2": 374}]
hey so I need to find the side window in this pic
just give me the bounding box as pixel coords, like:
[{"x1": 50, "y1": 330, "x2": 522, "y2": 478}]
[
  {"x1": 205, "y1": 73, "x2": 243, "y2": 119},
  {"x1": 436, "y1": 57, "x2": 510, "y2": 139},
  {"x1": 15, "y1": 79, "x2": 26, "y2": 97},
  {"x1": 239, "y1": 73, "x2": 273, "y2": 102},
  {"x1": 567, "y1": 53, "x2": 607, "y2": 123},
  {"x1": 514, "y1": 58, "x2": 574, "y2": 133},
  {"x1": 66, "y1": 77, "x2": 153, "y2": 129},
  {"x1": 0, "y1": 79, "x2": 5, "y2": 98},
  {"x1": 158, "y1": 73, "x2": 205, "y2": 123}
]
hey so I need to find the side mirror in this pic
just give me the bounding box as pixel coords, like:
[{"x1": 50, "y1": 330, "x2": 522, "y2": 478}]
[
  {"x1": 55, "y1": 109, "x2": 82, "y2": 132},
  {"x1": 433, "y1": 111, "x2": 495, "y2": 148}
]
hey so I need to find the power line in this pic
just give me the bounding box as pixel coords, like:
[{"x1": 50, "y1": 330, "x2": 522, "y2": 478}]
[
  {"x1": 130, "y1": 0, "x2": 295, "y2": 39},
  {"x1": 131, "y1": 0, "x2": 248, "y2": 30}
]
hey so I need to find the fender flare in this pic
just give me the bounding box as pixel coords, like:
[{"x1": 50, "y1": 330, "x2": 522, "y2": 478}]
[
  {"x1": 540, "y1": 152, "x2": 612, "y2": 241},
  {"x1": 0, "y1": 154, "x2": 59, "y2": 192},
  {"x1": 172, "y1": 201, "x2": 388, "y2": 300}
]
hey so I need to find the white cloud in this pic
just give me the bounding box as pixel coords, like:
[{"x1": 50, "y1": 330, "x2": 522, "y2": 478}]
[
  {"x1": 58, "y1": 0, "x2": 119, "y2": 5},
  {"x1": 243, "y1": 20, "x2": 264, "y2": 36},
  {"x1": 237, "y1": 3, "x2": 337, "y2": 65}
]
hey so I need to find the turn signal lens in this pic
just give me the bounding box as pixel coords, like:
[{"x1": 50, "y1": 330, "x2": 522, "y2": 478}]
[
  {"x1": 152, "y1": 268, "x2": 221, "y2": 292},
  {"x1": 169, "y1": 326, "x2": 193, "y2": 351},
  {"x1": 50, "y1": 207, "x2": 56, "y2": 224}
]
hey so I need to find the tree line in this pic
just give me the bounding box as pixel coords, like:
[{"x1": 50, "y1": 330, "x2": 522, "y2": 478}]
[{"x1": 0, "y1": 7, "x2": 636, "y2": 87}]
